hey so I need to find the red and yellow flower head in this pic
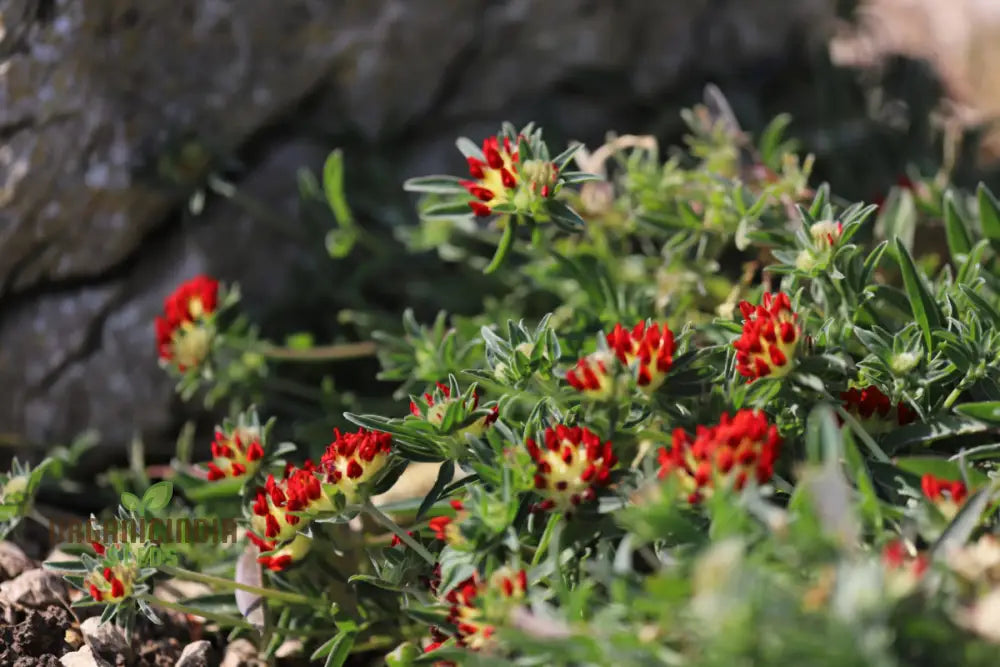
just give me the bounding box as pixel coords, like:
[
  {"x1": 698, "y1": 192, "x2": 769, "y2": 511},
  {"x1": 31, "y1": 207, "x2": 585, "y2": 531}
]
[
  {"x1": 87, "y1": 564, "x2": 132, "y2": 604},
  {"x1": 882, "y1": 539, "x2": 929, "y2": 597},
  {"x1": 921, "y1": 473, "x2": 969, "y2": 520},
  {"x1": 526, "y1": 425, "x2": 617, "y2": 513},
  {"x1": 443, "y1": 568, "x2": 527, "y2": 652},
  {"x1": 155, "y1": 275, "x2": 219, "y2": 371},
  {"x1": 733, "y1": 292, "x2": 800, "y2": 382},
  {"x1": 410, "y1": 383, "x2": 499, "y2": 436},
  {"x1": 657, "y1": 409, "x2": 782, "y2": 504},
  {"x1": 319, "y1": 427, "x2": 394, "y2": 503},
  {"x1": 206, "y1": 424, "x2": 265, "y2": 482},
  {"x1": 257, "y1": 533, "x2": 312, "y2": 572},
  {"x1": 840, "y1": 385, "x2": 917, "y2": 434},
  {"x1": 462, "y1": 135, "x2": 557, "y2": 217},
  {"x1": 606, "y1": 321, "x2": 675, "y2": 393},
  {"x1": 565, "y1": 352, "x2": 614, "y2": 400}
]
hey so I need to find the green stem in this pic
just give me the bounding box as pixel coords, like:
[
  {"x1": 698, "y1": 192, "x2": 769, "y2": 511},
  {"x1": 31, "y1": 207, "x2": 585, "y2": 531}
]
[
  {"x1": 362, "y1": 499, "x2": 437, "y2": 566},
  {"x1": 835, "y1": 406, "x2": 891, "y2": 463},
  {"x1": 484, "y1": 215, "x2": 518, "y2": 274},
  {"x1": 160, "y1": 565, "x2": 321, "y2": 608},
  {"x1": 261, "y1": 341, "x2": 377, "y2": 363},
  {"x1": 138, "y1": 593, "x2": 253, "y2": 629},
  {"x1": 532, "y1": 512, "x2": 562, "y2": 567}
]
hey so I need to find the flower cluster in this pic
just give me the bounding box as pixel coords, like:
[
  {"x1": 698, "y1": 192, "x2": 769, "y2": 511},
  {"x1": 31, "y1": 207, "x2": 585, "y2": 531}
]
[
  {"x1": 526, "y1": 425, "x2": 617, "y2": 513},
  {"x1": 87, "y1": 564, "x2": 132, "y2": 604},
  {"x1": 921, "y1": 473, "x2": 969, "y2": 520},
  {"x1": 462, "y1": 136, "x2": 557, "y2": 217},
  {"x1": 882, "y1": 540, "x2": 929, "y2": 597},
  {"x1": 427, "y1": 568, "x2": 528, "y2": 656},
  {"x1": 795, "y1": 220, "x2": 844, "y2": 271},
  {"x1": 206, "y1": 423, "x2": 265, "y2": 482},
  {"x1": 657, "y1": 409, "x2": 782, "y2": 504},
  {"x1": 567, "y1": 321, "x2": 675, "y2": 397},
  {"x1": 248, "y1": 428, "x2": 394, "y2": 570},
  {"x1": 427, "y1": 499, "x2": 466, "y2": 545},
  {"x1": 840, "y1": 385, "x2": 917, "y2": 433},
  {"x1": 733, "y1": 292, "x2": 800, "y2": 382},
  {"x1": 154, "y1": 275, "x2": 219, "y2": 371},
  {"x1": 409, "y1": 383, "x2": 499, "y2": 436}
]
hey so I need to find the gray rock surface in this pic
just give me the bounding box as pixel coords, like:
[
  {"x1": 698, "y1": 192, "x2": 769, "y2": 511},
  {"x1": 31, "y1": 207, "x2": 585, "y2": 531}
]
[
  {"x1": 176, "y1": 639, "x2": 215, "y2": 667},
  {"x1": 80, "y1": 616, "x2": 130, "y2": 662},
  {"x1": 0, "y1": 0, "x2": 833, "y2": 457},
  {"x1": 0, "y1": 567, "x2": 66, "y2": 607}
]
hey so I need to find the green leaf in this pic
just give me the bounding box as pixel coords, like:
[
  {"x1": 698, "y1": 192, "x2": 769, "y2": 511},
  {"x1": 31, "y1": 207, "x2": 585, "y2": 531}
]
[
  {"x1": 805, "y1": 403, "x2": 841, "y2": 464},
  {"x1": 977, "y1": 183, "x2": 1000, "y2": 244},
  {"x1": 558, "y1": 171, "x2": 603, "y2": 185},
  {"x1": 955, "y1": 402, "x2": 1000, "y2": 423},
  {"x1": 141, "y1": 481, "x2": 173, "y2": 511},
  {"x1": 546, "y1": 200, "x2": 586, "y2": 230},
  {"x1": 416, "y1": 461, "x2": 455, "y2": 521},
  {"x1": 895, "y1": 238, "x2": 942, "y2": 352},
  {"x1": 455, "y1": 137, "x2": 483, "y2": 160},
  {"x1": 944, "y1": 190, "x2": 973, "y2": 260},
  {"x1": 931, "y1": 481, "x2": 998, "y2": 560},
  {"x1": 403, "y1": 175, "x2": 468, "y2": 194},
  {"x1": 120, "y1": 492, "x2": 140, "y2": 512},
  {"x1": 484, "y1": 217, "x2": 517, "y2": 274},
  {"x1": 323, "y1": 150, "x2": 353, "y2": 228},
  {"x1": 422, "y1": 202, "x2": 473, "y2": 219},
  {"x1": 894, "y1": 456, "x2": 990, "y2": 486},
  {"x1": 551, "y1": 143, "x2": 583, "y2": 170}
]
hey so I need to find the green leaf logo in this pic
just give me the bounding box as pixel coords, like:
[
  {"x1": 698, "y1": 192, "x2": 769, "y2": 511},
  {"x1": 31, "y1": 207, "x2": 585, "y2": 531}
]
[{"x1": 142, "y1": 482, "x2": 174, "y2": 511}]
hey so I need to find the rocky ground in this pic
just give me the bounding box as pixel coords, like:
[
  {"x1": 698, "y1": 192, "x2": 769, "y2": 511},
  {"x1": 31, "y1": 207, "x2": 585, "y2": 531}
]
[{"x1": 0, "y1": 540, "x2": 288, "y2": 667}]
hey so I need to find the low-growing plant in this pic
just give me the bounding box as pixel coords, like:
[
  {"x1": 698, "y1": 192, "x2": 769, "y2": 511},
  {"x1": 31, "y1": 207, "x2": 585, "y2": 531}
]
[{"x1": 35, "y1": 94, "x2": 1000, "y2": 666}]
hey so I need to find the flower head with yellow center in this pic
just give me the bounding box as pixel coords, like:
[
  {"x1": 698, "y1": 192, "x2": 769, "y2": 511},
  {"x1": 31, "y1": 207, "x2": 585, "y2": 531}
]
[
  {"x1": 565, "y1": 351, "x2": 615, "y2": 400},
  {"x1": 733, "y1": 292, "x2": 800, "y2": 382},
  {"x1": 882, "y1": 539, "x2": 928, "y2": 598},
  {"x1": 87, "y1": 563, "x2": 133, "y2": 604},
  {"x1": 605, "y1": 321, "x2": 675, "y2": 393},
  {"x1": 206, "y1": 423, "x2": 265, "y2": 482},
  {"x1": 257, "y1": 533, "x2": 312, "y2": 572},
  {"x1": 920, "y1": 473, "x2": 969, "y2": 521},
  {"x1": 409, "y1": 383, "x2": 499, "y2": 437},
  {"x1": 657, "y1": 409, "x2": 781, "y2": 504},
  {"x1": 840, "y1": 385, "x2": 917, "y2": 435},
  {"x1": 795, "y1": 220, "x2": 843, "y2": 270},
  {"x1": 319, "y1": 428, "x2": 394, "y2": 504},
  {"x1": 527, "y1": 425, "x2": 617, "y2": 513},
  {"x1": 443, "y1": 568, "x2": 527, "y2": 652},
  {"x1": 155, "y1": 275, "x2": 220, "y2": 371}
]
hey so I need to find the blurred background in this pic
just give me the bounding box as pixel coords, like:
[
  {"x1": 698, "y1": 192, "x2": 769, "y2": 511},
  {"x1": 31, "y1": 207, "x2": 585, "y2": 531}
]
[{"x1": 3, "y1": 0, "x2": 1000, "y2": 477}]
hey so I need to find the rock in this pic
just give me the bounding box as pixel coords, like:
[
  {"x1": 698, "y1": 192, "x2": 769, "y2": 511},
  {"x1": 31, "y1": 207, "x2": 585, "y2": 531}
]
[
  {"x1": 220, "y1": 638, "x2": 264, "y2": 667},
  {"x1": 79, "y1": 617, "x2": 129, "y2": 661},
  {"x1": 0, "y1": 568, "x2": 67, "y2": 608},
  {"x1": 176, "y1": 640, "x2": 215, "y2": 667},
  {"x1": 0, "y1": 0, "x2": 837, "y2": 460},
  {"x1": 60, "y1": 645, "x2": 112, "y2": 667},
  {"x1": 0, "y1": 541, "x2": 35, "y2": 581}
]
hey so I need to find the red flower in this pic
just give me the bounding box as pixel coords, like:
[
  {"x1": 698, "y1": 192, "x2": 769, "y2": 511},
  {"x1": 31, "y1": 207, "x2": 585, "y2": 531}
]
[
  {"x1": 840, "y1": 385, "x2": 917, "y2": 434},
  {"x1": 920, "y1": 473, "x2": 969, "y2": 520},
  {"x1": 410, "y1": 383, "x2": 498, "y2": 435},
  {"x1": 733, "y1": 292, "x2": 800, "y2": 382},
  {"x1": 319, "y1": 428, "x2": 393, "y2": 502},
  {"x1": 257, "y1": 534, "x2": 311, "y2": 572},
  {"x1": 87, "y1": 564, "x2": 131, "y2": 603},
  {"x1": 526, "y1": 425, "x2": 617, "y2": 513},
  {"x1": 882, "y1": 539, "x2": 928, "y2": 596},
  {"x1": 606, "y1": 321, "x2": 675, "y2": 392},
  {"x1": 462, "y1": 136, "x2": 521, "y2": 217},
  {"x1": 565, "y1": 354, "x2": 613, "y2": 399},
  {"x1": 206, "y1": 425, "x2": 266, "y2": 481},
  {"x1": 154, "y1": 275, "x2": 220, "y2": 371},
  {"x1": 657, "y1": 409, "x2": 781, "y2": 504},
  {"x1": 442, "y1": 568, "x2": 527, "y2": 651},
  {"x1": 461, "y1": 134, "x2": 558, "y2": 217}
]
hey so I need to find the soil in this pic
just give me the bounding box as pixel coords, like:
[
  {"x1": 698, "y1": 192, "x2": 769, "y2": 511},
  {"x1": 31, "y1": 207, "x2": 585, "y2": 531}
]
[{"x1": 0, "y1": 605, "x2": 74, "y2": 666}]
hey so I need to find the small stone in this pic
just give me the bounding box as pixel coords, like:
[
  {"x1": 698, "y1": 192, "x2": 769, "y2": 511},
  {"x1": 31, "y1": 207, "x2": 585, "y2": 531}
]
[
  {"x1": 60, "y1": 645, "x2": 112, "y2": 667},
  {"x1": 0, "y1": 541, "x2": 35, "y2": 580},
  {"x1": 220, "y1": 638, "x2": 265, "y2": 667},
  {"x1": 274, "y1": 637, "x2": 304, "y2": 658},
  {"x1": 0, "y1": 568, "x2": 67, "y2": 607},
  {"x1": 176, "y1": 640, "x2": 215, "y2": 667},
  {"x1": 80, "y1": 616, "x2": 129, "y2": 661}
]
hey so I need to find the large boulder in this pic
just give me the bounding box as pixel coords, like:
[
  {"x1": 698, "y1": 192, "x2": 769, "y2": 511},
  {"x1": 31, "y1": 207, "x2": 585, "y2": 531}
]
[{"x1": 0, "y1": 0, "x2": 834, "y2": 458}]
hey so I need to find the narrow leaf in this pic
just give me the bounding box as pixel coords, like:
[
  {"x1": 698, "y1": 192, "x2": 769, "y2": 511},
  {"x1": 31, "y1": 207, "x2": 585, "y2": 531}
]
[{"x1": 895, "y1": 238, "x2": 942, "y2": 352}]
